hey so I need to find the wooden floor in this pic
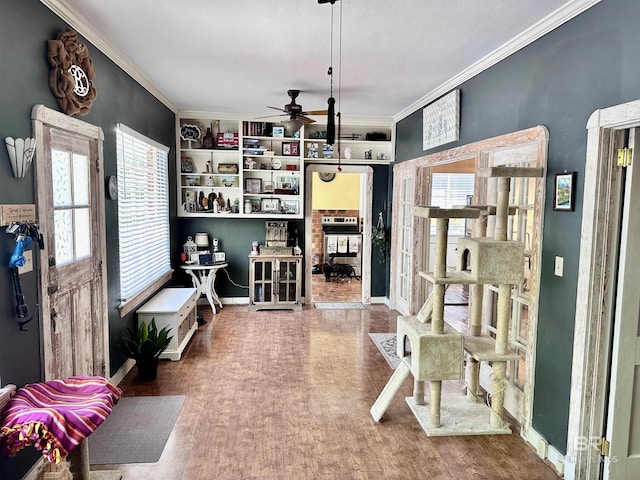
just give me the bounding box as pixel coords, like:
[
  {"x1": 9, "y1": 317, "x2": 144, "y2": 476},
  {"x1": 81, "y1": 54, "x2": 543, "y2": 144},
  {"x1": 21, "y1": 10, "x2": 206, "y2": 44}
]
[
  {"x1": 97, "y1": 304, "x2": 560, "y2": 480},
  {"x1": 311, "y1": 272, "x2": 362, "y2": 302}
]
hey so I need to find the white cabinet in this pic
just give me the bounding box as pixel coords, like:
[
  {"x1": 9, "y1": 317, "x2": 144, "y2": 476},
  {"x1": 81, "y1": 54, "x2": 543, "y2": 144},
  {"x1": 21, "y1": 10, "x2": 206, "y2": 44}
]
[
  {"x1": 136, "y1": 288, "x2": 198, "y2": 361},
  {"x1": 249, "y1": 255, "x2": 302, "y2": 310},
  {"x1": 178, "y1": 116, "x2": 303, "y2": 218}
]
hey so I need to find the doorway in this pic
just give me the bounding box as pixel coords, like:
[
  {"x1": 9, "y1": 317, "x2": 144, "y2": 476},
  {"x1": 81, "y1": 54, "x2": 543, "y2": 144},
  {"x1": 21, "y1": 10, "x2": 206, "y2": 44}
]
[
  {"x1": 568, "y1": 100, "x2": 640, "y2": 479},
  {"x1": 304, "y1": 165, "x2": 373, "y2": 304},
  {"x1": 32, "y1": 105, "x2": 109, "y2": 380},
  {"x1": 390, "y1": 126, "x2": 548, "y2": 432}
]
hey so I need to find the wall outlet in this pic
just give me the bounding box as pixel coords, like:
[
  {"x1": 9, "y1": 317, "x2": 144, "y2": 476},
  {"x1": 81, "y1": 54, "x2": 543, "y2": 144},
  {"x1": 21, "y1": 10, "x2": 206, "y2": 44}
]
[
  {"x1": 18, "y1": 250, "x2": 33, "y2": 274},
  {"x1": 554, "y1": 256, "x2": 564, "y2": 277}
]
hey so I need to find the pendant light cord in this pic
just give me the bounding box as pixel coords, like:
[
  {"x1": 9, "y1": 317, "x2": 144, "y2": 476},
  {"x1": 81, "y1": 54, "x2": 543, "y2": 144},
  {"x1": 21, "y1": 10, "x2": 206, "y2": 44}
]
[{"x1": 336, "y1": 1, "x2": 343, "y2": 171}]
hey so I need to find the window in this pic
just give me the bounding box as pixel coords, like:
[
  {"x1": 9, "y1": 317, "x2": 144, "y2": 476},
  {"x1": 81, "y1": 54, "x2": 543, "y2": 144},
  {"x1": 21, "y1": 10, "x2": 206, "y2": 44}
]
[
  {"x1": 430, "y1": 173, "x2": 475, "y2": 235},
  {"x1": 116, "y1": 124, "x2": 171, "y2": 313}
]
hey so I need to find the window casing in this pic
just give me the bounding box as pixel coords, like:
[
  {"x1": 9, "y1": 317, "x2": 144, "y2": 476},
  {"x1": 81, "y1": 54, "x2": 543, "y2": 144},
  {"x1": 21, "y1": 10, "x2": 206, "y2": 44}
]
[{"x1": 116, "y1": 124, "x2": 171, "y2": 314}]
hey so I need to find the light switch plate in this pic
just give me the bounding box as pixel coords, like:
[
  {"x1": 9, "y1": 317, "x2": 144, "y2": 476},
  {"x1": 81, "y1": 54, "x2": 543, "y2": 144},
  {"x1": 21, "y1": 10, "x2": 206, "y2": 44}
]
[{"x1": 554, "y1": 256, "x2": 564, "y2": 277}]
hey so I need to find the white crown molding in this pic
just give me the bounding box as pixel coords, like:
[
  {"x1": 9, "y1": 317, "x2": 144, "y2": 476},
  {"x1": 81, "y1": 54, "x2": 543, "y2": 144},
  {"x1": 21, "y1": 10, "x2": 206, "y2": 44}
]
[
  {"x1": 393, "y1": 0, "x2": 602, "y2": 122},
  {"x1": 40, "y1": 0, "x2": 179, "y2": 114}
]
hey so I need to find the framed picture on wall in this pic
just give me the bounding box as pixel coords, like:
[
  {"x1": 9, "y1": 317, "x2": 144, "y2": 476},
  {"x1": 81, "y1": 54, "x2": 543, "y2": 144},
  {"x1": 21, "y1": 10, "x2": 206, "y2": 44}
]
[{"x1": 553, "y1": 172, "x2": 576, "y2": 211}]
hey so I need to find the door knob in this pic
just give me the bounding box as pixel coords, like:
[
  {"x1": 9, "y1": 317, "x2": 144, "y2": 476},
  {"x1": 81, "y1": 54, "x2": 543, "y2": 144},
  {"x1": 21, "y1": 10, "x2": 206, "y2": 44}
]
[{"x1": 48, "y1": 255, "x2": 56, "y2": 267}]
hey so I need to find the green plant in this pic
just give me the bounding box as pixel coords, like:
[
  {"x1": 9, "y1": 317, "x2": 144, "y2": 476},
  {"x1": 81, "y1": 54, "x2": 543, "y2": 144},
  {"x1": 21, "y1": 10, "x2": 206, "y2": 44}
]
[
  {"x1": 118, "y1": 318, "x2": 173, "y2": 360},
  {"x1": 372, "y1": 225, "x2": 391, "y2": 264}
]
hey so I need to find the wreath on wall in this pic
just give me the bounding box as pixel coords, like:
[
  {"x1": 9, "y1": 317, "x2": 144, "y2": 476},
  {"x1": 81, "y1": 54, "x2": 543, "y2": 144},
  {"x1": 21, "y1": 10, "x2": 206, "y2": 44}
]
[{"x1": 47, "y1": 28, "x2": 97, "y2": 116}]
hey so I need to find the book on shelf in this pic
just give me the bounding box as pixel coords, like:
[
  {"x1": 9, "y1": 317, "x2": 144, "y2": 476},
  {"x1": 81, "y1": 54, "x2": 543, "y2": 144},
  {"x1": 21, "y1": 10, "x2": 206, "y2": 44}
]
[{"x1": 243, "y1": 122, "x2": 273, "y2": 137}]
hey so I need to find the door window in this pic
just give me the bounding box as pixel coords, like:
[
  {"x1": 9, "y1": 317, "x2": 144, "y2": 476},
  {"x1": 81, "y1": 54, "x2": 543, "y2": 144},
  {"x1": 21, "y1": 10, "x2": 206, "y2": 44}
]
[{"x1": 51, "y1": 149, "x2": 91, "y2": 266}]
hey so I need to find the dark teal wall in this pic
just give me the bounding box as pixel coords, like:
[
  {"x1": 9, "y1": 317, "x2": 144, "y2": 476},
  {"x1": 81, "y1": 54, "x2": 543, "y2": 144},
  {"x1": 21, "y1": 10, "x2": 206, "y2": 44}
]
[
  {"x1": 395, "y1": 0, "x2": 640, "y2": 454},
  {"x1": 0, "y1": 2, "x2": 175, "y2": 478},
  {"x1": 176, "y1": 162, "x2": 391, "y2": 299}
]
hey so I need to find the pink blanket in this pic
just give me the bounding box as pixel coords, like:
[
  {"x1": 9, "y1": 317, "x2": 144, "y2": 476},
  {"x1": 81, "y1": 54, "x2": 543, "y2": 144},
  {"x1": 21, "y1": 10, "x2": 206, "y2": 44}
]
[{"x1": 0, "y1": 376, "x2": 122, "y2": 463}]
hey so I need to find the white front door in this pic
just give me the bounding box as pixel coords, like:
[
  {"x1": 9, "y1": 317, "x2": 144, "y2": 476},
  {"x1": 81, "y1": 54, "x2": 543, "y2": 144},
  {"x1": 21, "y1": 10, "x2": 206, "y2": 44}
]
[
  {"x1": 604, "y1": 134, "x2": 640, "y2": 479},
  {"x1": 33, "y1": 106, "x2": 108, "y2": 380}
]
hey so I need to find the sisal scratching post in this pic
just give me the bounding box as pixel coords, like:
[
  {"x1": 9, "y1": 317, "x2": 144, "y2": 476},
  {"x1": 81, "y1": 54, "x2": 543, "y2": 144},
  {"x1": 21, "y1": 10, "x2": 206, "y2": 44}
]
[
  {"x1": 494, "y1": 177, "x2": 510, "y2": 242},
  {"x1": 490, "y1": 283, "x2": 511, "y2": 427},
  {"x1": 429, "y1": 217, "x2": 448, "y2": 426}
]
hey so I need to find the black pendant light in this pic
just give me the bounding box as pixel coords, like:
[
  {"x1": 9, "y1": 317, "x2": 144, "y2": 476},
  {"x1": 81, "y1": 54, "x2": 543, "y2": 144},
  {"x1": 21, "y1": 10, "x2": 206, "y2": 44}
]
[{"x1": 320, "y1": 0, "x2": 342, "y2": 170}]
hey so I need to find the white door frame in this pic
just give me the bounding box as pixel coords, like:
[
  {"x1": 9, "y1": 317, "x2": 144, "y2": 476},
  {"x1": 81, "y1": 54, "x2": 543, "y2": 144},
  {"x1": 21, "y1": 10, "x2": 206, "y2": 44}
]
[
  {"x1": 566, "y1": 99, "x2": 640, "y2": 479},
  {"x1": 304, "y1": 165, "x2": 373, "y2": 304}
]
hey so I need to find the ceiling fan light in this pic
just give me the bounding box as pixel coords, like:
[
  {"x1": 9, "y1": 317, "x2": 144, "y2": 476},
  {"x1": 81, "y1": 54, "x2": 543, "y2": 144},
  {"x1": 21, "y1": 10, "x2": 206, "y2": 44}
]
[{"x1": 283, "y1": 118, "x2": 304, "y2": 134}]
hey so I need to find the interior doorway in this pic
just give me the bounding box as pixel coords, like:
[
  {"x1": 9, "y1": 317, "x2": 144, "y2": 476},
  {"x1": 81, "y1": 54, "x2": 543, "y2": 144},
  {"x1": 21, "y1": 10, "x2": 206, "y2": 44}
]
[{"x1": 304, "y1": 165, "x2": 373, "y2": 304}]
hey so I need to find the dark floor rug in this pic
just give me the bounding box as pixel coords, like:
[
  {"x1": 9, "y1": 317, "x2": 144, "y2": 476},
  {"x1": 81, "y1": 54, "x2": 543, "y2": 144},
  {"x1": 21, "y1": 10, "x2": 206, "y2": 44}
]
[{"x1": 89, "y1": 395, "x2": 185, "y2": 465}]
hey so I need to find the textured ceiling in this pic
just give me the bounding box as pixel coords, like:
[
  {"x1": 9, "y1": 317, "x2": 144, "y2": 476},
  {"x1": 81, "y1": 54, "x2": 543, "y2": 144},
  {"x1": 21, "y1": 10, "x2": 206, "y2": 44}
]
[{"x1": 57, "y1": 0, "x2": 592, "y2": 120}]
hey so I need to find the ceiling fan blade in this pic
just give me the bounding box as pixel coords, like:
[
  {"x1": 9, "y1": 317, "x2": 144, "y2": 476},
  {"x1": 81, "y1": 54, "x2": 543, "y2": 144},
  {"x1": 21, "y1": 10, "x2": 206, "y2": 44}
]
[
  {"x1": 297, "y1": 115, "x2": 316, "y2": 124},
  {"x1": 266, "y1": 106, "x2": 288, "y2": 113},
  {"x1": 255, "y1": 113, "x2": 288, "y2": 120},
  {"x1": 301, "y1": 109, "x2": 329, "y2": 116}
]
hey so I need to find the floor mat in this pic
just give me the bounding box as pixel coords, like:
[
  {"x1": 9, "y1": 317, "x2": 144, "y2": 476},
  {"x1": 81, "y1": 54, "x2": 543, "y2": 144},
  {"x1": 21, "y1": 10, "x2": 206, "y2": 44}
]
[
  {"x1": 89, "y1": 395, "x2": 185, "y2": 464},
  {"x1": 369, "y1": 333, "x2": 400, "y2": 369},
  {"x1": 314, "y1": 302, "x2": 365, "y2": 310}
]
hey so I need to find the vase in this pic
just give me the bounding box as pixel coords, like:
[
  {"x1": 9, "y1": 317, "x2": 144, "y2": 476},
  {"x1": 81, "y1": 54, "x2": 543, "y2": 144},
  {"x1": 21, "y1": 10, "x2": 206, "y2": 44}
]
[
  {"x1": 202, "y1": 127, "x2": 214, "y2": 149},
  {"x1": 136, "y1": 357, "x2": 159, "y2": 381}
]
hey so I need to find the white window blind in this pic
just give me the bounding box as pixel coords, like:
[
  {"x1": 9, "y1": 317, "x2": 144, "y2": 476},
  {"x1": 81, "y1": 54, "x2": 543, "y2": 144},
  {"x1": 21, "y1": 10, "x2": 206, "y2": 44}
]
[
  {"x1": 116, "y1": 124, "x2": 171, "y2": 303},
  {"x1": 430, "y1": 173, "x2": 475, "y2": 235}
]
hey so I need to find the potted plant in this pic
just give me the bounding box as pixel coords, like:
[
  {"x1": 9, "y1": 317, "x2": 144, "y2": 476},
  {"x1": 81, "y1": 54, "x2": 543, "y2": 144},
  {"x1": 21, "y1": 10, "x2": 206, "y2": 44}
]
[
  {"x1": 118, "y1": 318, "x2": 173, "y2": 381},
  {"x1": 372, "y1": 212, "x2": 390, "y2": 264}
]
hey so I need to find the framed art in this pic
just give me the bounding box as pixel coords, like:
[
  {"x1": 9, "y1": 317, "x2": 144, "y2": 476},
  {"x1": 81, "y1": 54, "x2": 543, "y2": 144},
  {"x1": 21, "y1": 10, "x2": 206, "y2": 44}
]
[
  {"x1": 272, "y1": 126, "x2": 284, "y2": 138},
  {"x1": 281, "y1": 200, "x2": 299, "y2": 215},
  {"x1": 263, "y1": 181, "x2": 274, "y2": 193},
  {"x1": 422, "y1": 89, "x2": 460, "y2": 150},
  {"x1": 553, "y1": 172, "x2": 576, "y2": 211},
  {"x1": 282, "y1": 142, "x2": 299, "y2": 156},
  {"x1": 261, "y1": 198, "x2": 280, "y2": 212},
  {"x1": 245, "y1": 178, "x2": 262, "y2": 194}
]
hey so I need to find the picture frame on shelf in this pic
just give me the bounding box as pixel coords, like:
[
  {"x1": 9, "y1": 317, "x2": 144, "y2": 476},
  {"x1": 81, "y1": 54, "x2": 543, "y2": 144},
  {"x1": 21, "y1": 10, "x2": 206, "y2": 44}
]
[
  {"x1": 272, "y1": 126, "x2": 284, "y2": 138},
  {"x1": 264, "y1": 181, "x2": 274, "y2": 193},
  {"x1": 282, "y1": 142, "x2": 299, "y2": 156},
  {"x1": 307, "y1": 143, "x2": 319, "y2": 159},
  {"x1": 181, "y1": 156, "x2": 195, "y2": 173},
  {"x1": 281, "y1": 200, "x2": 299, "y2": 215},
  {"x1": 553, "y1": 171, "x2": 576, "y2": 211},
  {"x1": 185, "y1": 175, "x2": 200, "y2": 186},
  {"x1": 245, "y1": 178, "x2": 262, "y2": 194},
  {"x1": 261, "y1": 198, "x2": 280, "y2": 213}
]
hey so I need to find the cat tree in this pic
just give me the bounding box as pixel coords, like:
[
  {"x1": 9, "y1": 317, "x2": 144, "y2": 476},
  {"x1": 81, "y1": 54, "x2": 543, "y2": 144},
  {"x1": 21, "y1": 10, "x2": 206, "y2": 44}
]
[{"x1": 371, "y1": 165, "x2": 543, "y2": 436}]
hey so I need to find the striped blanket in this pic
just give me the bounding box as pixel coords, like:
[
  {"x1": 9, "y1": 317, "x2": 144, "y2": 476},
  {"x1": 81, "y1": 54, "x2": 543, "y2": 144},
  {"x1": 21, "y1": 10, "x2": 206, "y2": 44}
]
[{"x1": 0, "y1": 376, "x2": 122, "y2": 463}]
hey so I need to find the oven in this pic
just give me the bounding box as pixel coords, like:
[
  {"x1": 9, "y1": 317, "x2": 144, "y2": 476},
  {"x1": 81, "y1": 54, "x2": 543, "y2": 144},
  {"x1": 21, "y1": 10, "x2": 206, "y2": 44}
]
[{"x1": 321, "y1": 216, "x2": 362, "y2": 276}]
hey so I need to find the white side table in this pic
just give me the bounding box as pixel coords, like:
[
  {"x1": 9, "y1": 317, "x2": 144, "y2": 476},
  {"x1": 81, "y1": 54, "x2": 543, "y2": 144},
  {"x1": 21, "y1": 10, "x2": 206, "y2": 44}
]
[{"x1": 181, "y1": 263, "x2": 227, "y2": 313}]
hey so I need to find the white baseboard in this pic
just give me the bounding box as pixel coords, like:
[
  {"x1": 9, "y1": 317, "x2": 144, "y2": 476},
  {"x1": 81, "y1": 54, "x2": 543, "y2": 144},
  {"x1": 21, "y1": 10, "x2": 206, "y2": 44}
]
[
  {"x1": 370, "y1": 296, "x2": 391, "y2": 306},
  {"x1": 524, "y1": 426, "x2": 565, "y2": 477},
  {"x1": 109, "y1": 358, "x2": 135, "y2": 387},
  {"x1": 219, "y1": 297, "x2": 250, "y2": 306}
]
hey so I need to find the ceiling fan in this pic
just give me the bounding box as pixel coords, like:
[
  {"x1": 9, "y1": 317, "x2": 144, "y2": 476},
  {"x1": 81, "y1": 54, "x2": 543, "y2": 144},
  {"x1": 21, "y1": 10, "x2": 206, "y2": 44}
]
[{"x1": 262, "y1": 89, "x2": 327, "y2": 126}]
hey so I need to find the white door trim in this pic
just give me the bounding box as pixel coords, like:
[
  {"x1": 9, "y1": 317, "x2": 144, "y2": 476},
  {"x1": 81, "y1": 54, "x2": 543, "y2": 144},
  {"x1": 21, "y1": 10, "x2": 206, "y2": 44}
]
[{"x1": 566, "y1": 99, "x2": 640, "y2": 479}]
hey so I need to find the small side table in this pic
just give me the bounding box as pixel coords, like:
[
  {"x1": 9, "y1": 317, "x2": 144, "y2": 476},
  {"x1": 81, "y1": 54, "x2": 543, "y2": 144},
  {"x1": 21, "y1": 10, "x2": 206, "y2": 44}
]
[{"x1": 181, "y1": 263, "x2": 227, "y2": 314}]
